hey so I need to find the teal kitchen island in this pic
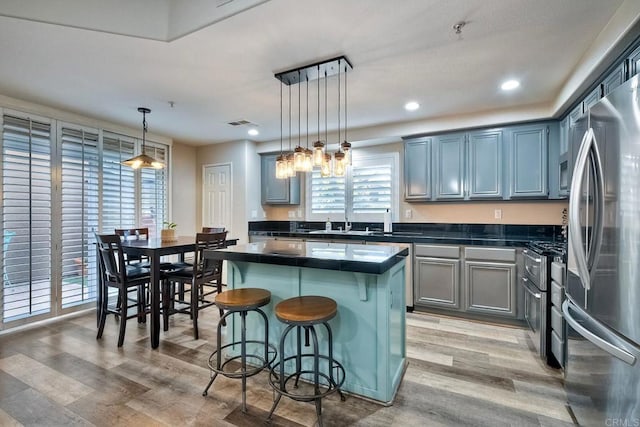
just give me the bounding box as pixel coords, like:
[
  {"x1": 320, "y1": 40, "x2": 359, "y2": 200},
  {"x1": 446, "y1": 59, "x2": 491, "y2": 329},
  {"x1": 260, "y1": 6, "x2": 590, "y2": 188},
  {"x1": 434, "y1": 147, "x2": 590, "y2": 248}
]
[{"x1": 205, "y1": 240, "x2": 408, "y2": 404}]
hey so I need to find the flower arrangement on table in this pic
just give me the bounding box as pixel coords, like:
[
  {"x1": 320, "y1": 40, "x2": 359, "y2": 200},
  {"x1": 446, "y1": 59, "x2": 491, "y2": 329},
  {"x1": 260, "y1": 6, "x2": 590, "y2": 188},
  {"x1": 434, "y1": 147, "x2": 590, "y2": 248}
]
[{"x1": 161, "y1": 221, "x2": 178, "y2": 242}]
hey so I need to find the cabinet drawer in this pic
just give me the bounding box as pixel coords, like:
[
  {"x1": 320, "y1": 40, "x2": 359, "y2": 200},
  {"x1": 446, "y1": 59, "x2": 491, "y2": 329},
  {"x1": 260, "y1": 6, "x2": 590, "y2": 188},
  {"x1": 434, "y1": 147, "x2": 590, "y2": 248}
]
[
  {"x1": 414, "y1": 244, "x2": 460, "y2": 258},
  {"x1": 551, "y1": 261, "x2": 565, "y2": 284},
  {"x1": 551, "y1": 280, "x2": 564, "y2": 308},
  {"x1": 464, "y1": 247, "x2": 516, "y2": 262},
  {"x1": 551, "y1": 329, "x2": 565, "y2": 368},
  {"x1": 551, "y1": 304, "x2": 563, "y2": 333}
]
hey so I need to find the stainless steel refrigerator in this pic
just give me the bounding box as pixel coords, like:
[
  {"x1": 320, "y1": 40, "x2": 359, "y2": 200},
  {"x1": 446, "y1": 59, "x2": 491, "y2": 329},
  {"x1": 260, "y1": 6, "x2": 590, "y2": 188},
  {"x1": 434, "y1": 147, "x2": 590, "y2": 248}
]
[{"x1": 564, "y1": 74, "x2": 640, "y2": 425}]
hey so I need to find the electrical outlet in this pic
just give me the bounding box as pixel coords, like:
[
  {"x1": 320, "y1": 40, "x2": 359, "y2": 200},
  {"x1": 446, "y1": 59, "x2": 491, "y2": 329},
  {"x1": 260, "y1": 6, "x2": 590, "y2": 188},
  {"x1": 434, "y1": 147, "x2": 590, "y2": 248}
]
[
  {"x1": 297, "y1": 209, "x2": 303, "y2": 218},
  {"x1": 288, "y1": 210, "x2": 295, "y2": 218},
  {"x1": 405, "y1": 209, "x2": 412, "y2": 219},
  {"x1": 494, "y1": 209, "x2": 502, "y2": 219},
  {"x1": 251, "y1": 210, "x2": 258, "y2": 219}
]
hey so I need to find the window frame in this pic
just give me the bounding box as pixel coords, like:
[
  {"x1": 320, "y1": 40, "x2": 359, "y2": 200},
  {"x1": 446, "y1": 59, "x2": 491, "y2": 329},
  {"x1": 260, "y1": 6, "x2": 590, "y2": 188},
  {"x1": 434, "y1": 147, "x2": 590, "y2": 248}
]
[{"x1": 305, "y1": 152, "x2": 399, "y2": 223}]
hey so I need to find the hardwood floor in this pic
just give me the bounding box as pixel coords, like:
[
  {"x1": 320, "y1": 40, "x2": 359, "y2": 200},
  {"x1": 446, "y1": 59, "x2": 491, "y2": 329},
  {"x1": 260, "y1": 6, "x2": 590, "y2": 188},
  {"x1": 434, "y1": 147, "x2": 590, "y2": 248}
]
[{"x1": 0, "y1": 309, "x2": 574, "y2": 426}]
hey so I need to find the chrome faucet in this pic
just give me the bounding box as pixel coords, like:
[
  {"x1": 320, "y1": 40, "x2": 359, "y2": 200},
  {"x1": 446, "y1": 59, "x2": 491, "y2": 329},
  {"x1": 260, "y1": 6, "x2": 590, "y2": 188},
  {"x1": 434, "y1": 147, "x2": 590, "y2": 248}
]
[{"x1": 345, "y1": 215, "x2": 352, "y2": 232}]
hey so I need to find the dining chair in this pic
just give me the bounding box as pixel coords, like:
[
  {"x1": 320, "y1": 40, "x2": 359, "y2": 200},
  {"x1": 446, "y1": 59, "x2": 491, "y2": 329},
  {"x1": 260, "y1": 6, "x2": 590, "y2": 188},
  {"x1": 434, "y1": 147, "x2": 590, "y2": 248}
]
[
  {"x1": 95, "y1": 233, "x2": 152, "y2": 347},
  {"x1": 202, "y1": 227, "x2": 225, "y2": 233},
  {"x1": 162, "y1": 231, "x2": 228, "y2": 339},
  {"x1": 114, "y1": 228, "x2": 150, "y2": 266}
]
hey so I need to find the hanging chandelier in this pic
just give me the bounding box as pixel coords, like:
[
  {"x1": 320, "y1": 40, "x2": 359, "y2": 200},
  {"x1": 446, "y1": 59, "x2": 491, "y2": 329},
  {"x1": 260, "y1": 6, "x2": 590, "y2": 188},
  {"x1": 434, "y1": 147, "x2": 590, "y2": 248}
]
[
  {"x1": 274, "y1": 56, "x2": 353, "y2": 179},
  {"x1": 121, "y1": 107, "x2": 164, "y2": 169}
]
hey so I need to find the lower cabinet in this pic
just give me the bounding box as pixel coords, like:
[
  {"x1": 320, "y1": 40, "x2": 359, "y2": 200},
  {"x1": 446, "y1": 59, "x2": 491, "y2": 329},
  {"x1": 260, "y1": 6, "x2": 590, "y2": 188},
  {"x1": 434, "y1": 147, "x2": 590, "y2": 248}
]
[
  {"x1": 414, "y1": 244, "x2": 520, "y2": 321},
  {"x1": 414, "y1": 244, "x2": 460, "y2": 309},
  {"x1": 464, "y1": 260, "x2": 516, "y2": 317}
]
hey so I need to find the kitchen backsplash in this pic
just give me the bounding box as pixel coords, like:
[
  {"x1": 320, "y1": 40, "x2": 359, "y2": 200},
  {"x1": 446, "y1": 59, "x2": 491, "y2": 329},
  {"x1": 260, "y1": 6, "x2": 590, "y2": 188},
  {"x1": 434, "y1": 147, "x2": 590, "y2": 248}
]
[{"x1": 249, "y1": 221, "x2": 564, "y2": 241}]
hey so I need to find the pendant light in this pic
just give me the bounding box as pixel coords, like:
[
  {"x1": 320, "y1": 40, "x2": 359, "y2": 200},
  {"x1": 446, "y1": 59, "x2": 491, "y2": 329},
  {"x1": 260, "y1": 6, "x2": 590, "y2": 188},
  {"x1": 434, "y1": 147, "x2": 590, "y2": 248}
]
[
  {"x1": 320, "y1": 69, "x2": 333, "y2": 177},
  {"x1": 285, "y1": 84, "x2": 296, "y2": 178},
  {"x1": 333, "y1": 60, "x2": 346, "y2": 177},
  {"x1": 303, "y1": 76, "x2": 314, "y2": 172},
  {"x1": 341, "y1": 62, "x2": 352, "y2": 165},
  {"x1": 293, "y1": 71, "x2": 306, "y2": 172},
  {"x1": 275, "y1": 80, "x2": 287, "y2": 179},
  {"x1": 122, "y1": 107, "x2": 164, "y2": 169},
  {"x1": 312, "y1": 65, "x2": 324, "y2": 166},
  {"x1": 274, "y1": 56, "x2": 352, "y2": 179}
]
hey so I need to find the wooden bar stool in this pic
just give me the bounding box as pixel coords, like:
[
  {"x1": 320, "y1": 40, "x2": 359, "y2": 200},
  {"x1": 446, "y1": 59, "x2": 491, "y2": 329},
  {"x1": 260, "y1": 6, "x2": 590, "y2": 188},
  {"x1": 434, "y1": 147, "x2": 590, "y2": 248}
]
[
  {"x1": 267, "y1": 296, "x2": 345, "y2": 427},
  {"x1": 202, "y1": 288, "x2": 277, "y2": 413}
]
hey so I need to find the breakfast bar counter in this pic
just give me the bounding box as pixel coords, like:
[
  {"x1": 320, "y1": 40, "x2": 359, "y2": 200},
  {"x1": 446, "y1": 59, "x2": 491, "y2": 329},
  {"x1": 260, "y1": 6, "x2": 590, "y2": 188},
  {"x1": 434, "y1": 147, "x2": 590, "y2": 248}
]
[{"x1": 205, "y1": 240, "x2": 408, "y2": 404}]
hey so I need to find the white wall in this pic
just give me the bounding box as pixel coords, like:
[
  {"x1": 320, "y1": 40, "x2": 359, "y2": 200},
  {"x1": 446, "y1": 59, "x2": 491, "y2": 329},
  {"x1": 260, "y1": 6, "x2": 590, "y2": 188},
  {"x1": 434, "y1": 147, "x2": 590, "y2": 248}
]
[{"x1": 171, "y1": 142, "x2": 197, "y2": 235}]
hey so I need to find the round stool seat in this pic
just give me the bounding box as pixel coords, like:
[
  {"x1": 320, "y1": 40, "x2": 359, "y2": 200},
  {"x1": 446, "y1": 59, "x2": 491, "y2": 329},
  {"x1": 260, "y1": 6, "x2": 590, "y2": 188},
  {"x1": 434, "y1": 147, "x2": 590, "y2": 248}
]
[
  {"x1": 275, "y1": 296, "x2": 337, "y2": 324},
  {"x1": 215, "y1": 288, "x2": 271, "y2": 310}
]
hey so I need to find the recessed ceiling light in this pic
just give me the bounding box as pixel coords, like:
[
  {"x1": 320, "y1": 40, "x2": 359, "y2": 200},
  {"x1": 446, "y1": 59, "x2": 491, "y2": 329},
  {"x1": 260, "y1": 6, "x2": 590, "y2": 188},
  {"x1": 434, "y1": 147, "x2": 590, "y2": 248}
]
[
  {"x1": 248, "y1": 128, "x2": 259, "y2": 136},
  {"x1": 501, "y1": 80, "x2": 520, "y2": 91},
  {"x1": 404, "y1": 101, "x2": 420, "y2": 111}
]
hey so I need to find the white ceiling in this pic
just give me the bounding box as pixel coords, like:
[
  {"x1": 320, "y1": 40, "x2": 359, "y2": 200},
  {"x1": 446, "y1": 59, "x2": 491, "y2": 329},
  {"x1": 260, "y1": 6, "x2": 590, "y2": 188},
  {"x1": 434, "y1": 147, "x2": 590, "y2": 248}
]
[{"x1": 0, "y1": 0, "x2": 637, "y2": 146}]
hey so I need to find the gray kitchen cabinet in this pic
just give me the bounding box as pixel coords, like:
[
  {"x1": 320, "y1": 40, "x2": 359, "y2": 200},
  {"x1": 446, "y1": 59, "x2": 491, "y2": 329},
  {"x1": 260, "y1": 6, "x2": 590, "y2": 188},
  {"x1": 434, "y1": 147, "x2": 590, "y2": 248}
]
[
  {"x1": 403, "y1": 136, "x2": 432, "y2": 200},
  {"x1": 464, "y1": 247, "x2": 517, "y2": 318},
  {"x1": 414, "y1": 244, "x2": 461, "y2": 309},
  {"x1": 556, "y1": 117, "x2": 570, "y2": 198},
  {"x1": 434, "y1": 133, "x2": 466, "y2": 200},
  {"x1": 465, "y1": 261, "x2": 517, "y2": 317},
  {"x1": 602, "y1": 62, "x2": 626, "y2": 96},
  {"x1": 507, "y1": 123, "x2": 549, "y2": 198},
  {"x1": 260, "y1": 154, "x2": 300, "y2": 205},
  {"x1": 583, "y1": 85, "x2": 602, "y2": 112},
  {"x1": 467, "y1": 129, "x2": 503, "y2": 199},
  {"x1": 628, "y1": 45, "x2": 640, "y2": 77}
]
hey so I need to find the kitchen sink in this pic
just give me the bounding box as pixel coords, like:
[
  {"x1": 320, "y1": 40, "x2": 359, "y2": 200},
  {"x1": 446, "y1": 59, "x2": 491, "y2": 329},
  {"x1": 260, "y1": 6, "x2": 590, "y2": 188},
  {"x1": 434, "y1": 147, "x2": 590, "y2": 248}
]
[{"x1": 307, "y1": 230, "x2": 377, "y2": 236}]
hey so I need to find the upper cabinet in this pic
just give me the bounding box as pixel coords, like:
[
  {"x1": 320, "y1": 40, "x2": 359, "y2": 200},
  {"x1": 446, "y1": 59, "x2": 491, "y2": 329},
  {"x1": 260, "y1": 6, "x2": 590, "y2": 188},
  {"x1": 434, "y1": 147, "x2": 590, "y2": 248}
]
[
  {"x1": 628, "y1": 45, "x2": 640, "y2": 78},
  {"x1": 403, "y1": 137, "x2": 432, "y2": 200},
  {"x1": 434, "y1": 133, "x2": 466, "y2": 200},
  {"x1": 260, "y1": 154, "x2": 300, "y2": 205},
  {"x1": 467, "y1": 129, "x2": 503, "y2": 199},
  {"x1": 507, "y1": 123, "x2": 549, "y2": 198},
  {"x1": 602, "y1": 62, "x2": 626, "y2": 96}
]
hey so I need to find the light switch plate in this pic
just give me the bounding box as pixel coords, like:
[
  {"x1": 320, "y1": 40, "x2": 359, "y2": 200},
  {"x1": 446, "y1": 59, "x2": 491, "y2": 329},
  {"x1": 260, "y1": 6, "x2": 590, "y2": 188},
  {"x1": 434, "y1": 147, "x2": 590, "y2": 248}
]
[
  {"x1": 494, "y1": 209, "x2": 502, "y2": 219},
  {"x1": 405, "y1": 209, "x2": 412, "y2": 219}
]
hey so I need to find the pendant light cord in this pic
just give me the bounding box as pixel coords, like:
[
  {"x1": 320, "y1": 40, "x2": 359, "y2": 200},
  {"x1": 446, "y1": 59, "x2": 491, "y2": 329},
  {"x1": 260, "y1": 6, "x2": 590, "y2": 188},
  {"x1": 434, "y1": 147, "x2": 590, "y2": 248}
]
[
  {"x1": 280, "y1": 81, "x2": 283, "y2": 154},
  {"x1": 345, "y1": 64, "x2": 348, "y2": 143},
  {"x1": 324, "y1": 70, "x2": 328, "y2": 147},
  {"x1": 337, "y1": 59, "x2": 341, "y2": 150},
  {"x1": 288, "y1": 84, "x2": 292, "y2": 151},
  {"x1": 306, "y1": 76, "x2": 309, "y2": 149},
  {"x1": 298, "y1": 70, "x2": 301, "y2": 147},
  {"x1": 317, "y1": 65, "x2": 320, "y2": 143}
]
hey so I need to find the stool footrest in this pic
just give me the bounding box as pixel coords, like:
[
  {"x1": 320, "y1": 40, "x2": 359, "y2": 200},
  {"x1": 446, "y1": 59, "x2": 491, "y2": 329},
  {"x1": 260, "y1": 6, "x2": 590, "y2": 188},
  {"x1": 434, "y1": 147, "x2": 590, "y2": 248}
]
[
  {"x1": 207, "y1": 340, "x2": 277, "y2": 379},
  {"x1": 269, "y1": 354, "x2": 345, "y2": 402}
]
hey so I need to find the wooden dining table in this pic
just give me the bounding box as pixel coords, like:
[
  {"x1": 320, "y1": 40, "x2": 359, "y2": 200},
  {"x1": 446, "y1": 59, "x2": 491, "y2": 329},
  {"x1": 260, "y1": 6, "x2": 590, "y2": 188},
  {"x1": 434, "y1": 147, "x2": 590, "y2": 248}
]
[{"x1": 99, "y1": 235, "x2": 237, "y2": 349}]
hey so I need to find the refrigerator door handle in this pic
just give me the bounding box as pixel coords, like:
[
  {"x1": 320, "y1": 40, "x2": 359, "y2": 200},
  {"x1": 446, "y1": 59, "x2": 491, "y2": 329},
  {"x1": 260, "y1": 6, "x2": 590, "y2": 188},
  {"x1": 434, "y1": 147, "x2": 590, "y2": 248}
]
[
  {"x1": 562, "y1": 299, "x2": 637, "y2": 366},
  {"x1": 588, "y1": 135, "x2": 605, "y2": 275},
  {"x1": 568, "y1": 128, "x2": 595, "y2": 290}
]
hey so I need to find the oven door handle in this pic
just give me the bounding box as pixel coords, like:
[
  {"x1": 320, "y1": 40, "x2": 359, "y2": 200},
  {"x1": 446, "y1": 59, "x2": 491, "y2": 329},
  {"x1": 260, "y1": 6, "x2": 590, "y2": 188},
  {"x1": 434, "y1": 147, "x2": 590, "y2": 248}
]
[
  {"x1": 521, "y1": 277, "x2": 541, "y2": 299},
  {"x1": 563, "y1": 299, "x2": 636, "y2": 366}
]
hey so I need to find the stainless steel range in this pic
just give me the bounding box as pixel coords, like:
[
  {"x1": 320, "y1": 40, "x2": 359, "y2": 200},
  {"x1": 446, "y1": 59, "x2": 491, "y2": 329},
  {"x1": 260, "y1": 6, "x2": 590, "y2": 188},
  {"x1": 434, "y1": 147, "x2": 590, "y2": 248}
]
[{"x1": 522, "y1": 240, "x2": 565, "y2": 367}]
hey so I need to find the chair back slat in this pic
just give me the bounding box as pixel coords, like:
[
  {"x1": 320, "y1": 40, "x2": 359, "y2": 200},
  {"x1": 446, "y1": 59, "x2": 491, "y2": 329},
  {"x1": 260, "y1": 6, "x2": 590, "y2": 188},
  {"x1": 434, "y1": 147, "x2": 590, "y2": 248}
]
[
  {"x1": 95, "y1": 233, "x2": 127, "y2": 284},
  {"x1": 193, "y1": 231, "x2": 227, "y2": 282},
  {"x1": 202, "y1": 227, "x2": 225, "y2": 233},
  {"x1": 115, "y1": 227, "x2": 149, "y2": 241}
]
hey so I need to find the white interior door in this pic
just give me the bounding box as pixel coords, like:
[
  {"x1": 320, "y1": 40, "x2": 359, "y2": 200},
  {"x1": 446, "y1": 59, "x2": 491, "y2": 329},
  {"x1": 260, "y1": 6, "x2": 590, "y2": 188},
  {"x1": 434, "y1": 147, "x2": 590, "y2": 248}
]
[{"x1": 203, "y1": 163, "x2": 232, "y2": 234}]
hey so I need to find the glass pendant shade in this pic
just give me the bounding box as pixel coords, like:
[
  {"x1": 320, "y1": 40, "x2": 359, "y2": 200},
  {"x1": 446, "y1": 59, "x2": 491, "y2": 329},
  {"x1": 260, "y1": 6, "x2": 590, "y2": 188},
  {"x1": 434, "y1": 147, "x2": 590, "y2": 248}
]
[
  {"x1": 313, "y1": 141, "x2": 324, "y2": 166},
  {"x1": 320, "y1": 153, "x2": 332, "y2": 177},
  {"x1": 275, "y1": 154, "x2": 287, "y2": 179},
  {"x1": 341, "y1": 141, "x2": 352, "y2": 165},
  {"x1": 303, "y1": 148, "x2": 314, "y2": 172},
  {"x1": 293, "y1": 146, "x2": 306, "y2": 171},
  {"x1": 285, "y1": 153, "x2": 296, "y2": 177},
  {"x1": 333, "y1": 151, "x2": 346, "y2": 177}
]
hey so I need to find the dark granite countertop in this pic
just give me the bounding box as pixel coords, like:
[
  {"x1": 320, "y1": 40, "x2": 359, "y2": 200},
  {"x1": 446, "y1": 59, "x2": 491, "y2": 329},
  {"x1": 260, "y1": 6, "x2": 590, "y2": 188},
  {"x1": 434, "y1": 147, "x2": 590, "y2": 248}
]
[
  {"x1": 248, "y1": 221, "x2": 563, "y2": 248},
  {"x1": 204, "y1": 240, "x2": 409, "y2": 274}
]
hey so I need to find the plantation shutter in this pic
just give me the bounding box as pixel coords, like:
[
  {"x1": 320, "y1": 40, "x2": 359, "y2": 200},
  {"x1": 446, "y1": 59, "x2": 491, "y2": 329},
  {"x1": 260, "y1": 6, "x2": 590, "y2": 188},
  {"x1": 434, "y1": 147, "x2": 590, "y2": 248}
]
[
  {"x1": 139, "y1": 143, "x2": 168, "y2": 237},
  {"x1": 310, "y1": 169, "x2": 345, "y2": 217},
  {"x1": 101, "y1": 132, "x2": 136, "y2": 232},
  {"x1": 2, "y1": 113, "x2": 52, "y2": 321},
  {"x1": 351, "y1": 157, "x2": 393, "y2": 216},
  {"x1": 60, "y1": 125, "x2": 99, "y2": 308}
]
